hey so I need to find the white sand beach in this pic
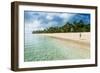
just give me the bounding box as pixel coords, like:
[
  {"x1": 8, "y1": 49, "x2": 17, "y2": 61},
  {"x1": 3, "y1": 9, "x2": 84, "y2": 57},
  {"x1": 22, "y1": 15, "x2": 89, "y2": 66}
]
[{"x1": 36, "y1": 32, "x2": 90, "y2": 48}]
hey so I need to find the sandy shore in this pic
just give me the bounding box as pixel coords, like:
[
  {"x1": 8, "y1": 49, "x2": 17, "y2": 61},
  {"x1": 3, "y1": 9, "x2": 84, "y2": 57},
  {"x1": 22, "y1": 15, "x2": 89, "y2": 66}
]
[{"x1": 36, "y1": 32, "x2": 90, "y2": 46}]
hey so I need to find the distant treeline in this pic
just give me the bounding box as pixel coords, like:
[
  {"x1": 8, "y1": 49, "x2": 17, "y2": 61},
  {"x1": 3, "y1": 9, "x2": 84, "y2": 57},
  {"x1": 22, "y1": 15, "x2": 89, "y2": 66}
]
[{"x1": 32, "y1": 20, "x2": 90, "y2": 33}]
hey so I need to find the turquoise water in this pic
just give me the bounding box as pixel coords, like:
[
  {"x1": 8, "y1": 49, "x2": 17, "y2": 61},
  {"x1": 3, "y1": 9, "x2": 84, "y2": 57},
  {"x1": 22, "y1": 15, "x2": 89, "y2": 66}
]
[{"x1": 24, "y1": 34, "x2": 90, "y2": 62}]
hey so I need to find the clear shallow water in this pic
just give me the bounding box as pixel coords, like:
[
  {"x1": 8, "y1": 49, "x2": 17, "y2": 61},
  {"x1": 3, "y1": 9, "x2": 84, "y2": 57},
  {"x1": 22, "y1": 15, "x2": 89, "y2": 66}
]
[{"x1": 24, "y1": 34, "x2": 90, "y2": 62}]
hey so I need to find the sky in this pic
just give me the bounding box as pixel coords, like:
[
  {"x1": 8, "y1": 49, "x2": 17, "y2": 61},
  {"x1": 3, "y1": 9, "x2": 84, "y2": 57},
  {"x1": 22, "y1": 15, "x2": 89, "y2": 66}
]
[{"x1": 24, "y1": 11, "x2": 90, "y2": 33}]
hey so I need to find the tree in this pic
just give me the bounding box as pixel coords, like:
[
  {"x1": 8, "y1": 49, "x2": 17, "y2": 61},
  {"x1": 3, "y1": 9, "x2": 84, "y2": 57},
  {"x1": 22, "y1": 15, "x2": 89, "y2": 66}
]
[{"x1": 32, "y1": 20, "x2": 90, "y2": 33}]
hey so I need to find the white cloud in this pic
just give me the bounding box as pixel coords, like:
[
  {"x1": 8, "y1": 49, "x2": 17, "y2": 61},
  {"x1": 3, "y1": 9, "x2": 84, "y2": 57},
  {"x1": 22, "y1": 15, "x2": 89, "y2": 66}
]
[
  {"x1": 25, "y1": 19, "x2": 44, "y2": 33},
  {"x1": 46, "y1": 15, "x2": 53, "y2": 20},
  {"x1": 60, "y1": 13, "x2": 73, "y2": 18},
  {"x1": 48, "y1": 21, "x2": 58, "y2": 27},
  {"x1": 46, "y1": 12, "x2": 75, "y2": 22},
  {"x1": 59, "y1": 13, "x2": 76, "y2": 23}
]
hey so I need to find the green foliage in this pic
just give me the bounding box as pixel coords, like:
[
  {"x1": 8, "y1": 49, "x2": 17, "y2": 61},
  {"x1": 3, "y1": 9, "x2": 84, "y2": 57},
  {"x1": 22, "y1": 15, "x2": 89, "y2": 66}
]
[{"x1": 32, "y1": 20, "x2": 90, "y2": 33}]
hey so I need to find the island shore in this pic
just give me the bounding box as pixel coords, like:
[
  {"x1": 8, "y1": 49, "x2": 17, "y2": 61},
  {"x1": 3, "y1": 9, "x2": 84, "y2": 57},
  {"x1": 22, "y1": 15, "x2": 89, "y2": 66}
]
[{"x1": 35, "y1": 32, "x2": 90, "y2": 47}]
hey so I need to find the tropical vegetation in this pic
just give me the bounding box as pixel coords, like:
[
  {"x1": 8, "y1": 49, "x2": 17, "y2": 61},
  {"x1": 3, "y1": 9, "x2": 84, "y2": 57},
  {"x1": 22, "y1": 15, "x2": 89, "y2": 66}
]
[{"x1": 32, "y1": 20, "x2": 90, "y2": 33}]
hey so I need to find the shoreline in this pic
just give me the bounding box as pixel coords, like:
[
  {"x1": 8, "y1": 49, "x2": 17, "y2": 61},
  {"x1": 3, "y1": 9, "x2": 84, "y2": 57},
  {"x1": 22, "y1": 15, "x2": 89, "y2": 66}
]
[{"x1": 34, "y1": 32, "x2": 90, "y2": 47}]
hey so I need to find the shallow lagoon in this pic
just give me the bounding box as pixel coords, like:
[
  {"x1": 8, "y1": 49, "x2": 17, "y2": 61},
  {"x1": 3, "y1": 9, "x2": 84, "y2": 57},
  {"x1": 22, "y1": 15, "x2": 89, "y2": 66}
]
[{"x1": 24, "y1": 34, "x2": 90, "y2": 62}]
